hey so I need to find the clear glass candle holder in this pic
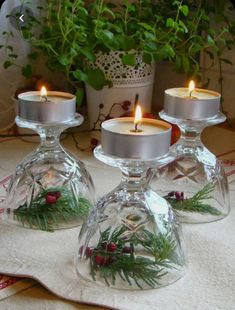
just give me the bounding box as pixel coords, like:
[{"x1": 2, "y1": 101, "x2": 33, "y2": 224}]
[
  {"x1": 149, "y1": 111, "x2": 230, "y2": 224},
  {"x1": 0, "y1": 115, "x2": 95, "y2": 231},
  {"x1": 76, "y1": 146, "x2": 187, "y2": 290}
]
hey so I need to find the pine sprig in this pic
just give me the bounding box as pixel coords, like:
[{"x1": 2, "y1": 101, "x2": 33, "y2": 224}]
[
  {"x1": 85, "y1": 225, "x2": 180, "y2": 289},
  {"x1": 165, "y1": 183, "x2": 222, "y2": 216},
  {"x1": 138, "y1": 229, "x2": 177, "y2": 263},
  {"x1": 13, "y1": 187, "x2": 91, "y2": 231},
  {"x1": 91, "y1": 253, "x2": 167, "y2": 289}
]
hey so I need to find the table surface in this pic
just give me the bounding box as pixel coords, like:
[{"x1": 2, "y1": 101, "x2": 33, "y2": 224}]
[{"x1": 0, "y1": 126, "x2": 234, "y2": 310}]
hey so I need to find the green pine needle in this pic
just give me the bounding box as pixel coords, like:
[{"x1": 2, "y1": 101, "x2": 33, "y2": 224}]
[
  {"x1": 13, "y1": 187, "x2": 91, "y2": 231},
  {"x1": 88, "y1": 226, "x2": 181, "y2": 289},
  {"x1": 165, "y1": 183, "x2": 222, "y2": 216}
]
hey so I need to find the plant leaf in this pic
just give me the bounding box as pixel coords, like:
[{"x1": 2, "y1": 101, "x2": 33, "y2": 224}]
[
  {"x1": 22, "y1": 64, "x2": 33, "y2": 78},
  {"x1": 162, "y1": 44, "x2": 175, "y2": 58},
  {"x1": 182, "y1": 56, "x2": 190, "y2": 74},
  {"x1": 207, "y1": 35, "x2": 215, "y2": 46},
  {"x1": 220, "y1": 58, "x2": 233, "y2": 65},
  {"x1": 102, "y1": 7, "x2": 115, "y2": 18},
  {"x1": 180, "y1": 5, "x2": 189, "y2": 17},
  {"x1": 3, "y1": 61, "x2": 12, "y2": 69},
  {"x1": 86, "y1": 69, "x2": 111, "y2": 90},
  {"x1": 79, "y1": 48, "x2": 95, "y2": 62},
  {"x1": 138, "y1": 22, "x2": 153, "y2": 31},
  {"x1": 73, "y1": 69, "x2": 87, "y2": 82},
  {"x1": 76, "y1": 88, "x2": 84, "y2": 106},
  {"x1": 28, "y1": 52, "x2": 39, "y2": 60},
  {"x1": 6, "y1": 45, "x2": 13, "y2": 51},
  {"x1": 116, "y1": 35, "x2": 136, "y2": 51},
  {"x1": 166, "y1": 18, "x2": 175, "y2": 28},
  {"x1": 143, "y1": 53, "x2": 152, "y2": 64},
  {"x1": 145, "y1": 41, "x2": 157, "y2": 52},
  {"x1": 99, "y1": 30, "x2": 114, "y2": 41},
  {"x1": 122, "y1": 53, "x2": 136, "y2": 66},
  {"x1": 58, "y1": 54, "x2": 70, "y2": 66},
  {"x1": 9, "y1": 54, "x2": 18, "y2": 58}
]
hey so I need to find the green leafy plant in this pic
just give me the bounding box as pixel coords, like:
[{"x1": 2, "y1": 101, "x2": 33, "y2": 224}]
[
  {"x1": 80, "y1": 225, "x2": 181, "y2": 289},
  {"x1": 1, "y1": 1, "x2": 235, "y2": 100},
  {"x1": 164, "y1": 183, "x2": 222, "y2": 216},
  {"x1": 13, "y1": 187, "x2": 91, "y2": 231}
]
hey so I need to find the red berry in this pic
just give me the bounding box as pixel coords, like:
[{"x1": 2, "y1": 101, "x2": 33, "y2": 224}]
[
  {"x1": 121, "y1": 100, "x2": 131, "y2": 111},
  {"x1": 104, "y1": 256, "x2": 116, "y2": 266},
  {"x1": 175, "y1": 192, "x2": 181, "y2": 201},
  {"x1": 95, "y1": 255, "x2": 105, "y2": 266},
  {"x1": 85, "y1": 247, "x2": 94, "y2": 257},
  {"x1": 175, "y1": 192, "x2": 180, "y2": 198},
  {"x1": 90, "y1": 138, "x2": 99, "y2": 146},
  {"x1": 175, "y1": 191, "x2": 184, "y2": 202},
  {"x1": 55, "y1": 191, "x2": 61, "y2": 199},
  {"x1": 107, "y1": 242, "x2": 117, "y2": 252},
  {"x1": 46, "y1": 191, "x2": 61, "y2": 200},
  {"x1": 45, "y1": 194, "x2": 57, "y2": 204}
]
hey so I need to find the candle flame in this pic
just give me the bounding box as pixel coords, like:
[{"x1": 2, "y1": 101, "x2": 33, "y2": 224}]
[
  {"x1": 133, "y1": 105, "x2": 142, "y2": 132},
  {"x1": 134, "y1": 105, "x2": 142, "y2": 126},
  {"x1": 188, "y1": 80, "x2": 195, "y2": 97},
  {"x1": 40, "y1": 86, "x2": 47, "y2": 97}
]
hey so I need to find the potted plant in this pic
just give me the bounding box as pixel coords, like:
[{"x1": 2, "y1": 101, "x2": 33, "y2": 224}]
[{"x1": 2, "y1": 0, "x2": 235, "y2": 128}]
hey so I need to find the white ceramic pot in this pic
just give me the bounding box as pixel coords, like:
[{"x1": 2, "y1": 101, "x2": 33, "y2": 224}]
[{"x1": 86, "y1": 51, "x2": 155, "y2": 129}]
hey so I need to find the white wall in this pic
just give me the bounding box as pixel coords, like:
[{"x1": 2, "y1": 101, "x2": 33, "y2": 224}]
[{"x1": 201, "y1": 49, "x2": 235, "y2": 119}]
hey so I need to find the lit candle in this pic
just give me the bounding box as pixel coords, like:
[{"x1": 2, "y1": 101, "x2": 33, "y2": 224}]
[
  {"x1": 40, "y1": 86, "x2": 48, "y2": 102},
  {"x1": 133, "y1": 105, "x2": 142, "y2": 132},
  {"x1": 18, "y1": 86, "x2": 76, "y2": 123},
  {"x1": 188, "y1": 80, "x2": 195, "y2": 98},
  {"x1": 102, "y1": 106, "x2": 171, "y2": 159},
  {"x1": 164, "y1": 81, "x2": 220, "y2": 119}
]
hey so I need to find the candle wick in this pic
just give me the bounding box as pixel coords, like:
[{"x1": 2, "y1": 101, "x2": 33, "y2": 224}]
[
  {"x1": 135, "y1": 123, "x2": 138, "y2": 132},
  {"x1": 187, "y1": 90, "x2": 198, "y2": 99},
  {"x1": 134, "y1": 93, "x2": 139, "y2": 109},
  {"x1": 130, "y1": 122, "x2": 142, "y2": 133},
  {"x1": 41, "y1": 96, "x2": 48, "y2": 102}
]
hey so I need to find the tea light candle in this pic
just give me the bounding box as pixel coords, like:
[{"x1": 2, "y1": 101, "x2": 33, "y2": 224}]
[
  {"x1": 102, "y1": 106, "x2": 171, "y2": 159},
  {"x1": 18, "y1": 86, "x2": 76, "y2": 123},
  {"x1": 164, "y1": 81, "x2": 220, "y2": 119}
]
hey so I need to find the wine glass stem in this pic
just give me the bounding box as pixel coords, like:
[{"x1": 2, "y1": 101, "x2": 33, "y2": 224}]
[
  {"x1": 38, "y1": 127, "x2": 62, "y2": 148},
  {"x1": 174, "y1": 126, "x2": 204, "y2": 153},
  {"x1": 120, "y1": 168, "x2": 147, "y2": 188}
]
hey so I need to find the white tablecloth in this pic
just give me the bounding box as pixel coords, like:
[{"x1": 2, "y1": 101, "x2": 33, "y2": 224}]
[{"x1": 0, "y1": 129, "x2": 234, "y2": 310}]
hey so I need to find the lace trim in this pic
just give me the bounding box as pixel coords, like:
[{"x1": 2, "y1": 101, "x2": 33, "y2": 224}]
[{"x1": 89, "y1": 51, "x2": 155, "y2": 83}]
